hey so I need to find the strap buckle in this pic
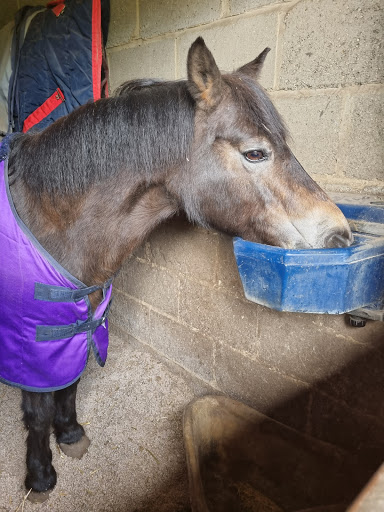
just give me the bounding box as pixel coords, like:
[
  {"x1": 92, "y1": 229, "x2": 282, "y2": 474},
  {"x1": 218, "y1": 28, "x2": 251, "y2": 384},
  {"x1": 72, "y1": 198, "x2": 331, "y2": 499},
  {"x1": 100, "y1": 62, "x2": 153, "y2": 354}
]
[{"x1": 35, "y1": 297, "x2": 113, "y2": 342}]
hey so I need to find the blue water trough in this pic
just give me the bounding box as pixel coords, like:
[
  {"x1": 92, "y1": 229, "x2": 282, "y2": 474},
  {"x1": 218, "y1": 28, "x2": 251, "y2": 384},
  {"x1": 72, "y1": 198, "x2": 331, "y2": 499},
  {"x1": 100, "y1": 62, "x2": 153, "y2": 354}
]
[{"x1": 233, "y1": 198, "x2": 384, "y2": 318}]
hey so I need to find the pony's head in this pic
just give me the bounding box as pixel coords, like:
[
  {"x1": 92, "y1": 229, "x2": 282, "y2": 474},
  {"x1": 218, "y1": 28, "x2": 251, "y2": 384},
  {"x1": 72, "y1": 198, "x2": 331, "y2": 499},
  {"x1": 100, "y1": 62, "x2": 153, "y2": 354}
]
[{"x1": 171, "y1": 37, "x2": 352, "y2": 249}]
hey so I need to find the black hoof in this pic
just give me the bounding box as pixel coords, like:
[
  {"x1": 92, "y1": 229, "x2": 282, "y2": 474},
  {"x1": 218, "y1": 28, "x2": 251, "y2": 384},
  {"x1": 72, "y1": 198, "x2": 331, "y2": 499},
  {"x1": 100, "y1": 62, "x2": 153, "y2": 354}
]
[
  {"x1": 28, "y1": 489, "x2": 53, "y2": 503},
  {"x1": 59, "y1": 434, "x2": 91, "y2": 459},
  {"x1": 25, "y1": 464, "x2": 57, "y2": 496}
]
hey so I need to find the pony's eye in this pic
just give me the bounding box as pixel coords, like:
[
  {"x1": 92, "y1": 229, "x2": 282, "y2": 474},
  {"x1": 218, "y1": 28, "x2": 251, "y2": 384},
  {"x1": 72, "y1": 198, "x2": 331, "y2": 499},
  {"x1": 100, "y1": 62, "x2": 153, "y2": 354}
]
[{"x1": 244, "y1": 150, "x2": 267, "y2": 162}]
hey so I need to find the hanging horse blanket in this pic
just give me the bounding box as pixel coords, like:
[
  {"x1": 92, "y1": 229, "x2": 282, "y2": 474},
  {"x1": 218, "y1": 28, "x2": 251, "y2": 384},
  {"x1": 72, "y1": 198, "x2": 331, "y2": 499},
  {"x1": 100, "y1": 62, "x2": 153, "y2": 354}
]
[
  {"x1": 0, "y1": 158, "x2": 113, "y2": 392},
  {"x1": 0, "y1": 0, "x2": 109, "y2": 135}
]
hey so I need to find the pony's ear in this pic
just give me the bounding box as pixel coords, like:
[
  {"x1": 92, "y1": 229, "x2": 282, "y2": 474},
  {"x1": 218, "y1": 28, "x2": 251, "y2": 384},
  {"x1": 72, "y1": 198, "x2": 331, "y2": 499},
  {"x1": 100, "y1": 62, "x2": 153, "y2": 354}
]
[
  {"x1": 237, "y1": 47, "x2": 271, "y2": 80},
  {"x1": 187, "y1": 37, "x2": 222, "y2": 110}
]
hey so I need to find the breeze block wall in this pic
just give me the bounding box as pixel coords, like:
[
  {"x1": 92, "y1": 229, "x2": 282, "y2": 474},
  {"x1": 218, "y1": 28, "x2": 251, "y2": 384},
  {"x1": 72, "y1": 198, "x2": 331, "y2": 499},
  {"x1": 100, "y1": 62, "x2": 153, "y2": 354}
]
[
  {"x1": 107, "y1": 0, "x2": 383, "y2": 195},
  {"x1": 107, "y1": 0, "x2": 384, "y2": 473}
]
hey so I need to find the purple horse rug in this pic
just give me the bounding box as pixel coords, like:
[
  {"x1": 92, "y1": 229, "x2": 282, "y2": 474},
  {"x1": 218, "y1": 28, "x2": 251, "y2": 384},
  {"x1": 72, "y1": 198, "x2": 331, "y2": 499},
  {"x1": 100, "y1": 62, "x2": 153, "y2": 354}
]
[{"x1": 0, "y1": 158, "x2": 113, "y2": 392}]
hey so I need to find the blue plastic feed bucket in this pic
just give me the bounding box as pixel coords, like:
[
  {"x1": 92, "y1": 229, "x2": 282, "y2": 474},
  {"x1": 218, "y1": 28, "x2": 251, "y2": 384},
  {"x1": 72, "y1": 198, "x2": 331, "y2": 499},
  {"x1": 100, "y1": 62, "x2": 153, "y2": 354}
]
[{"x1": 233, "y1": 201, "x2": 384, "y2": 315}]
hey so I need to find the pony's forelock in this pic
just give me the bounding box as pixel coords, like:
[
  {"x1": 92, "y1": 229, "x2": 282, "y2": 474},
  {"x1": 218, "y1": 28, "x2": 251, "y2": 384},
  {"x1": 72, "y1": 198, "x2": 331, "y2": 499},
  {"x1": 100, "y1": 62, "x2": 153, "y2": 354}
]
[{"x1": 224, "y1": 74, "x2": 289, "y2": 153}]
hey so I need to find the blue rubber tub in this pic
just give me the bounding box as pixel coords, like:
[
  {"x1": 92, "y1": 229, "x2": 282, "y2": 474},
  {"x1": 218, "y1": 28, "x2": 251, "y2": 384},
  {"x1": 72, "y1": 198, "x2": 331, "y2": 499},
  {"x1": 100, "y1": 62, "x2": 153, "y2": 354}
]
[{"x1": 233, "y1": 200, "x2": 384, "y2": 314}]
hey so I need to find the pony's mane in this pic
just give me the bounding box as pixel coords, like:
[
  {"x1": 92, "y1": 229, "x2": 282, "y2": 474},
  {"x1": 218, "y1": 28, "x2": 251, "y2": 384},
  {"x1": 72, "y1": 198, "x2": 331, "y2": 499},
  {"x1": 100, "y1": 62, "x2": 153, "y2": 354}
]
[
  {"x1": 8, "y1": 75, "x2": 288, "y2": 197},
  {"x1": 8, "y1": 79, "x2": 195, "y2": 196}
]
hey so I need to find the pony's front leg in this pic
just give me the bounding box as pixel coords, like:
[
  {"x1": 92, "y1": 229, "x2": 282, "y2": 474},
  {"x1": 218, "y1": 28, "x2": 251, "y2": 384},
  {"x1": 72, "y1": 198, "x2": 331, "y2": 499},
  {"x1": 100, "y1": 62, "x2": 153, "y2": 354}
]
[
  {"x1": 54, "y1": 379, "x2": 90, "y2": 459},
  {"x1": 21, "y1": 390, "x2": 57, "y2": 500}
]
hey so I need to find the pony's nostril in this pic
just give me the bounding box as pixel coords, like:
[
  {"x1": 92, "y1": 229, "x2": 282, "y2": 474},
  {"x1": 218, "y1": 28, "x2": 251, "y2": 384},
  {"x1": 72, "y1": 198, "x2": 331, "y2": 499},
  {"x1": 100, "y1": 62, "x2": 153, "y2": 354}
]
[{"x1": 325, "y1": 231, "x2": 353, "y2": 248}]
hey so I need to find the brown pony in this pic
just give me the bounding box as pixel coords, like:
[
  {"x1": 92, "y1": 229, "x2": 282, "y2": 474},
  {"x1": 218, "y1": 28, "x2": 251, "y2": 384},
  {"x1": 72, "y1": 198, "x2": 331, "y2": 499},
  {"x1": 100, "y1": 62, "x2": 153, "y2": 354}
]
[{"x1": 4, "y1": 37, "x2": 351, "y2": 501}]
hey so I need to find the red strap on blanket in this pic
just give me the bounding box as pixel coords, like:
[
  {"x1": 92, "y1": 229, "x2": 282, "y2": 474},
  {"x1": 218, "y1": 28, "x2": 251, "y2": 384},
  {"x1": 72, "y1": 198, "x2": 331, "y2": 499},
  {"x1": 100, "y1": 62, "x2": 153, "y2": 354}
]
[
  {"x1": 92, "y1": 0, "x2": 102, "y2": 100},
  {"x1": 22, "y1": 88, "x2": 65, "y2": 133},
  {"x1": 47, "y1": 0, "x2": 65, "y2": 17}
]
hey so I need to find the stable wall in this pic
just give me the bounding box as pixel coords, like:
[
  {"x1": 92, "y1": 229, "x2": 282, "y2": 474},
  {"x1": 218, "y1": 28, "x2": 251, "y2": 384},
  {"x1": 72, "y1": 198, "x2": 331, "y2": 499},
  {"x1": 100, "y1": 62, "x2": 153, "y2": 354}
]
[
  {"x1": 107, "y1": 0, "x2": 383, "y2": 196},
  {"x1": 108, "y1": 0, "x2": 384, "y2": 473}
]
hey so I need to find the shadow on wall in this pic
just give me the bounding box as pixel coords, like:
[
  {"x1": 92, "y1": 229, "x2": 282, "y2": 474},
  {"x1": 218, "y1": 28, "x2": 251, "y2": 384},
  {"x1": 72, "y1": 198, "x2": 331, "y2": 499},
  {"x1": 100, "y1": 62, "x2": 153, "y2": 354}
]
[
  {"x1": 123, "y1": 330, "x2": 384, "y2": 512},
  {"x1": 272, "y1": 329, "x2": 384, "y2": 472},
  {"x1": 260, "y1": 320, "x2": 384, "y2": 470}
]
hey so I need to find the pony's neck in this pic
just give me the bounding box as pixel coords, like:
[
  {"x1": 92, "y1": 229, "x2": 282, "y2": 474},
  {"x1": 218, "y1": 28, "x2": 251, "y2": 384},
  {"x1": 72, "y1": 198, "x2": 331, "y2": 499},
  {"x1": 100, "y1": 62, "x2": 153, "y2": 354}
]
[
  {"x1": 11, "y1": 176, "x2": 179, "y2": 308},
  {"x1": 76, "y1": 182, "x2": 179, "y2": 285}
]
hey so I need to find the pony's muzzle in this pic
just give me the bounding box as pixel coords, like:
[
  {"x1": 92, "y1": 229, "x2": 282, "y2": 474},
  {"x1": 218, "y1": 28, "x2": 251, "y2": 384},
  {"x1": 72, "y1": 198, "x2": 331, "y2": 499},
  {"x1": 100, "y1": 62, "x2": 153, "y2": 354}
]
[
  {"x1": 324, "y1": 229, "x2": 353, "y2": 248},
  {"x1": 286, "y1": 203, "x2": 353, "y2": 250}
]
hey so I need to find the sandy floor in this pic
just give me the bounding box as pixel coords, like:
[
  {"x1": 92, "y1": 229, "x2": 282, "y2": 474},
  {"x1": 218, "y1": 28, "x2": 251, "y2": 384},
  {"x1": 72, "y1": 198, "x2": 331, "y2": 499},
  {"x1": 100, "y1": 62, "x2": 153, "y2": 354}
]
[{"x1": 0, "y1": 331, "x2": 209, "y2": 512}]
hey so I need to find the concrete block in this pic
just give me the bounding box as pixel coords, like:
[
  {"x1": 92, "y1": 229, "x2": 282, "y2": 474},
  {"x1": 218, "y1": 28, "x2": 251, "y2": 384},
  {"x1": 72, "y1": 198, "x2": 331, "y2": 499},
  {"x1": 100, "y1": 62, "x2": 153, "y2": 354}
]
[
  {"x1": 215, "y1": 233, "x2": 245, "y2": 296},
  {"x1": 279, "y1": 0, "x2": 384, "y2": 89},
  {"x1": 314, "y1": 313, "x2": 384, "y2": 346},
  {"x1": 309, "y1": 391, "x2": 384, "y2": 469},
  {"x1": 107, "y1": 38, "x2": 175, "y2": 92},
  {"x1": 256, "y1": 306, "x2": 367, "y2": 384},
  {"x1": 267, "y1": 388, "x2": 311, "y2": 432},
  {"x1": 342, "y1": 90, "x2": 384, "y2": 181},
  {"x1": 179, "y1": 278, "x2": 259, "y2": 354},
  {"x1": 176, "y1": 13, "x2": 278, "y2": 89},
  {"x1": 230, "y1": 0, "x2": 281, "y2": 15},
  {"x1": 115, "y1": 258, "x2": 179, "y2": 318},
  {"x1": 147, "y1": 217, "x2": 219, "y2": 285},
  {"x1": 271, "y1": 92, "x2": 343, "y2": 176},
  {"x1": 107, "y1": 0, "x2": 136, "y2": 48},
  {"x1": 131, "y1": 241, "x2": 150, "y2": 261},
  {"x1": 215, "y1": 343, "x2": 310, "y2": 430},
  {"x1": 110, "y1": 291, "x2": 151, "y2": 342},
  {"x1": 315, "y1": 338, "x2": 384, "y2": 421},
  {"x1": 148, "y1": 310, "x2": 215, "y2": 382},
  {"x1": 139, "y1": 0, "x2": 221, "y2": 39},
  {"x1": 316, "y1": 177, "x2": 384, "y2": 196}
]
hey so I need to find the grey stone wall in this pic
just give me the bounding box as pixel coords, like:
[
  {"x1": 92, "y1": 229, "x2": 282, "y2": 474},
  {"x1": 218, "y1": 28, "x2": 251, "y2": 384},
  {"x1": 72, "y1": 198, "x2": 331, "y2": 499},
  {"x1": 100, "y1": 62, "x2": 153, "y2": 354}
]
[
  {"x1": 107, "y1": 0, "x2": 384, "y2": 471},
  {"x1": 107, "y1": 0, "x2": 383, "y2": 196}
]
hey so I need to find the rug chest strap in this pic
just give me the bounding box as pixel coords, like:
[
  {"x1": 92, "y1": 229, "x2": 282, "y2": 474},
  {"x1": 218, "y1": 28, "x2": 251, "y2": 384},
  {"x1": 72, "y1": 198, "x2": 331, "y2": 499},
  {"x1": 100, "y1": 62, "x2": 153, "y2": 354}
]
[
  {"x1": 35, "y1": 300, "x2": 112, "y2": 342},
  {"x1": 34, "y1": 280, "x2": 113, "y2": 342},
  {"x1": 34, "y1": 280, "x2": 112, "y2": 302}
]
